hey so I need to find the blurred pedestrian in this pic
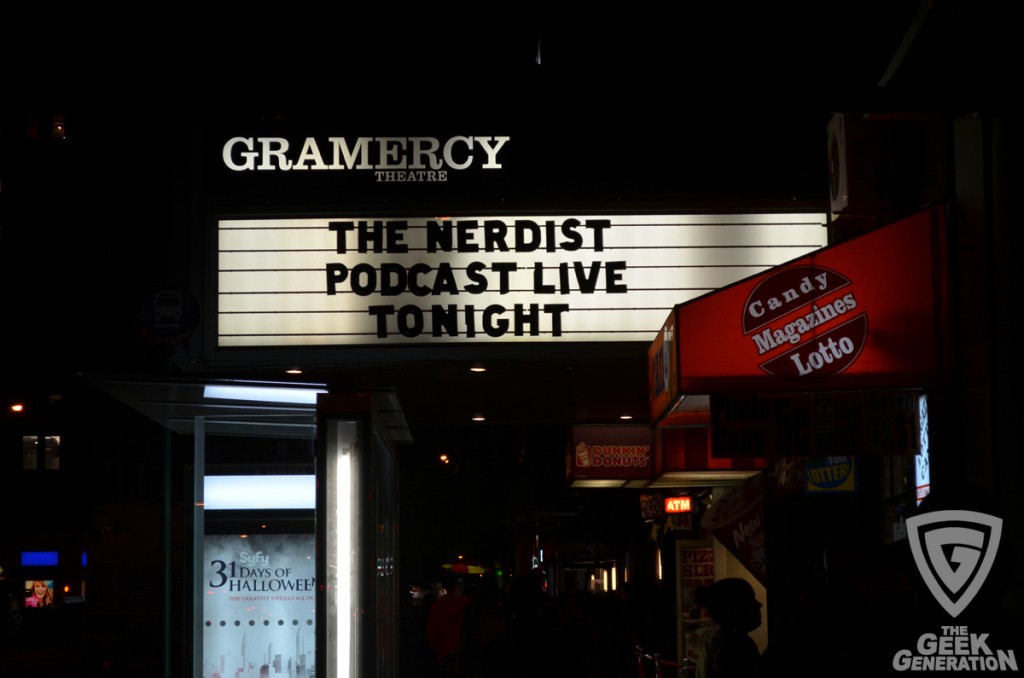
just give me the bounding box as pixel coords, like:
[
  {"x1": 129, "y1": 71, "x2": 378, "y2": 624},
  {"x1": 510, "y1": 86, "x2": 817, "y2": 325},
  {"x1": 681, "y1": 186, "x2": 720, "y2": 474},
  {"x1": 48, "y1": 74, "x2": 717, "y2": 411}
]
[
  {"x1": 402, "y1": 580, "x2": 438, "y2": 677},
  {"x1": 426, "y1": 574, "x2": 477, "y2": 676}
]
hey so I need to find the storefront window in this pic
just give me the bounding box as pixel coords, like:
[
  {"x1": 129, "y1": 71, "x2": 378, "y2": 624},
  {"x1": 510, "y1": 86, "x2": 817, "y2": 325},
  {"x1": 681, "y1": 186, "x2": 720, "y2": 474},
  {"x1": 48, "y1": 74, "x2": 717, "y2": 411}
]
[
  {"x1": 22, "y1": 435, "x2": 60, "y2": 470},
  {"x1": 44, "y1": 436, "x2": 61, "y2": 469},
  {"x1": 22, "y1": 436, "x2": 37, "y2": 470}
]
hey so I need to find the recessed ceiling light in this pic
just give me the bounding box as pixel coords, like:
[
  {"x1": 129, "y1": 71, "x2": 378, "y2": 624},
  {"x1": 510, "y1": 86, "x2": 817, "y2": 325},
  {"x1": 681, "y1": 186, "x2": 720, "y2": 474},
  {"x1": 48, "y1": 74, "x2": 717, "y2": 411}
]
[
  {"x1": 619, "y1": 414, "x2": 634, "y2": 420},
  {"x1": 471, "y1": 414, "x2": 486, "y2": 422},
  {"x1": 286, "y1": 368, "x2": 303, "y2": 375},
  {"x1": 469, "y1": 364, "x2": 486, "y2": 373}
]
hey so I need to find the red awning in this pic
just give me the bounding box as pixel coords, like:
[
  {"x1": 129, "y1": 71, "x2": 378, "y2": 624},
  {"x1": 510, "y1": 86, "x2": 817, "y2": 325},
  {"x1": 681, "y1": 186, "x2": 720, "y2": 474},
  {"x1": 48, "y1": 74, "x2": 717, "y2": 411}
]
[{"x1": 649, "y1": 206, "x2": 948, "y2": 421}]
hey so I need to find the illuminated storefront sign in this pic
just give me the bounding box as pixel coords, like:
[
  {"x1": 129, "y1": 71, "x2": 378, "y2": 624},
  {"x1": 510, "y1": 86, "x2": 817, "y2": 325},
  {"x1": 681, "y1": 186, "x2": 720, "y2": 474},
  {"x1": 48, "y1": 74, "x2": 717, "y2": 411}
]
[
  {"x1": 217, "y1": 213, "x2": 827, "y2": 348},
  {"x1": 570, "y1": 425, "x2": 656, "y2": 487},
  {"x1": 804, "y1": 456, "x2": 856, "y2": 493},
  {"x1": 652, "y1": 206, "x2": 946, "y2": 399},
  {"x1": 648, "y1": 313, "x2": 678, "y2": 423},
  {"x1": 665, "y1": 496, "x2": 693, "y2": 513}
]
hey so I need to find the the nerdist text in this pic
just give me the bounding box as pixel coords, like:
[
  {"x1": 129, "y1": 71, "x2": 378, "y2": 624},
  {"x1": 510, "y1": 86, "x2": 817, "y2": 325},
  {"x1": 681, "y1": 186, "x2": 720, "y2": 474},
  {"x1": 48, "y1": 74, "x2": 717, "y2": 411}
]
[{"x1": 323, "y1": 219, "x2": 627, "y2": 339}]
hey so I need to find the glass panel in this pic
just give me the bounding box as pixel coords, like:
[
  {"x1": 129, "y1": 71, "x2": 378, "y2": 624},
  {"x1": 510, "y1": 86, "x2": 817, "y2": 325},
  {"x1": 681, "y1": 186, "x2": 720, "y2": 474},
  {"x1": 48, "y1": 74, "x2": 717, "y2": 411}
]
[
  {"x1": 202, "y1": 533, "x2": 316, "y2": 677},
  {"x1": 196, "y1": 427, "x2": 317, "y2": 678},
  {"x1": 374, "y1": 426, "x2": 398, "y2": 678},
  {"x1": 44, "y1": 435, "x2": 60, "y2": 470},
  {"x1": 22, "y1": 436, "x2": 38, "y2": 470}
]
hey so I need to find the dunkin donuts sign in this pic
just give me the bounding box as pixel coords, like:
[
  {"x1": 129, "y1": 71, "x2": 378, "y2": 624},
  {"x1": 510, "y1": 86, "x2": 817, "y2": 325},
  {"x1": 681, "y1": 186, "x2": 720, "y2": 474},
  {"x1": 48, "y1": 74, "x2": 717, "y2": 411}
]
[
  {"x1": 743, "y1": 266, "x2": 866, "y2": 378},
  {"x1": 575, "y1": 441, "x2": 650, "y2": 469},
  {"x1": 570, "y1": 425, "x2": 655, "y2": 482}
]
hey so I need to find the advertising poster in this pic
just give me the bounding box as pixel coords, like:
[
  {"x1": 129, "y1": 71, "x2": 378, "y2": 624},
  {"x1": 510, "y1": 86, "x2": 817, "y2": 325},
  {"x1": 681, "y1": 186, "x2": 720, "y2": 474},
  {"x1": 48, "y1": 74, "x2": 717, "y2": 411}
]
[
  {"x1": 24, "y1": 579, "x2": 56, "y2": 608},
  {"x1": 676, "y1": 541, "x2": 715, "y2": 666},
  {"x1": 700, "y1": 473, "x2": 767, "y2": 585},
  {"x1": 203, "y1": 533, "x2": 316, "y2": 678}
]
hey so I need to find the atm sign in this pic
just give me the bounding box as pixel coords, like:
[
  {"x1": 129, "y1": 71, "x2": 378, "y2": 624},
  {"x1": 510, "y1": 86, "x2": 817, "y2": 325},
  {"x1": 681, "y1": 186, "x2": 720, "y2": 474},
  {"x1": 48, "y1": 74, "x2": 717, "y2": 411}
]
[{"x1": 665, "y1": 496, "x2": 693, "y2": 513}]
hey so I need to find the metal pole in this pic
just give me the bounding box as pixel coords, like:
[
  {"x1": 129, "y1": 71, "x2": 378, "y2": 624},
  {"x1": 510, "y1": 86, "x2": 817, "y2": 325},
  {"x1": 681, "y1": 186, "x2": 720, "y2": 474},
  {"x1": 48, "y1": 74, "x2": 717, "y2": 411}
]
[
  {"x1": 162, "y1": 425, "x2": 172, "y2": 678},
  {"x1": 192, "y1": 416, "x2": 205, "y2": 678}
]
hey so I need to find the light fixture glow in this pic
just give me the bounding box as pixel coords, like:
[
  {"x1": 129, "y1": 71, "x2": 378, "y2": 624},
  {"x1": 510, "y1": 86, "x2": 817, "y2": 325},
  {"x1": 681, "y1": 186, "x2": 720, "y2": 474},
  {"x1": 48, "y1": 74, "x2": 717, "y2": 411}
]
[
  {"x1": 647, "y1": 470, "x2": 759, "y2": 488},
  {"x1": 10, "y1": 403, "x2": 24, "y2": 412},
  {"x1": 335, "y1": 448, "x2": 353, "y2": 678},
  {"x1": 570, "y1": 479, "x2": 627, "y2": 488},
  {"x1": 471, "y1": 414, "x2": 486, "y2": 422},
  {"x1": 619, "y1": 414, "x2": 633, "y2": 420},
  {"x1": 324, "y1": 418, "x2": 359, "y2": 678},
  {"x1": 21, "y1": 551, "x2": 58, "y2": 566},
  {"x1": 203, "y1": 384, "x2": 326, "y2": 404},
  {"x1": 204, "y1": 475, "x2": 315, "y2": 509}
]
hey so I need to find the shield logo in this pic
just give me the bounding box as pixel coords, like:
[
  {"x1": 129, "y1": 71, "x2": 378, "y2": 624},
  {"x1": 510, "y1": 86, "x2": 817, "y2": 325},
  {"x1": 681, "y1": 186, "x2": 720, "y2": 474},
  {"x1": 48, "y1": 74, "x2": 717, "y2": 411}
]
[{"x1": 906, "y1": 509, "x2": 1002, "y2": 618}]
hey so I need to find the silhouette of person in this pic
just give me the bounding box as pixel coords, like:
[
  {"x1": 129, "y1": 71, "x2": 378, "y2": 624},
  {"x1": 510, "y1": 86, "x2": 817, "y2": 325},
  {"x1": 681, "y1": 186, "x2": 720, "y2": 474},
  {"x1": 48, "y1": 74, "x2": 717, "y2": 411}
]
[{"x1": 695, "y1": 578, "x2": 762, "y2": 678}]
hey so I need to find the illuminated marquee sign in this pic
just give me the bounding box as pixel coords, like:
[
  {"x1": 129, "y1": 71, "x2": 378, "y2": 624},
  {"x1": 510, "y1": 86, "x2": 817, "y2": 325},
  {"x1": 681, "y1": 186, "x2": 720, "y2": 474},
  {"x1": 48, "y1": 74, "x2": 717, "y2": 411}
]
[{"x1": 216, "y1": 213, "x2": 827, "y2": 348}]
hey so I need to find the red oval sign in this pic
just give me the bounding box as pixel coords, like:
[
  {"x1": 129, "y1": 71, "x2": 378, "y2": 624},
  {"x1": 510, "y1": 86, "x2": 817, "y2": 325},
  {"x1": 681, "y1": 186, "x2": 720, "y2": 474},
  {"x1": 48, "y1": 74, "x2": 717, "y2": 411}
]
[{"x1": 743, "y1": 265, "x2": 867, "y2": 379}]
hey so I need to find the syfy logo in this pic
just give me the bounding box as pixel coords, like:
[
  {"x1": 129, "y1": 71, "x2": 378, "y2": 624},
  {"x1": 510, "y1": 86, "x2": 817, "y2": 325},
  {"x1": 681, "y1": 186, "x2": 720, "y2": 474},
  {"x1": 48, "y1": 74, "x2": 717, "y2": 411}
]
[{"x1": 238, "y1": 550, "x2": 270, "y2": 567}]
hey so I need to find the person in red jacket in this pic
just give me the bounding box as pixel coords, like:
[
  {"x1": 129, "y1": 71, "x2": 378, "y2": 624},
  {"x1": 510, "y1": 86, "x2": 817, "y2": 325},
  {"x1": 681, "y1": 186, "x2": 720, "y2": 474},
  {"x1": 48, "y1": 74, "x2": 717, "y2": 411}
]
[{"x1": 426, "y1": 575, "x2": 477, "y2": 676}]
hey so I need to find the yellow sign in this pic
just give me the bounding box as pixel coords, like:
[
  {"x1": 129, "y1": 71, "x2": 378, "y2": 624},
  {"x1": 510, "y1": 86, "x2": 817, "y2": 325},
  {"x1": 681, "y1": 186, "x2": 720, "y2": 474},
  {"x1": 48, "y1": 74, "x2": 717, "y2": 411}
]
[{"x1": 805, "y1": 457, "x2": 856, "y2": 493}]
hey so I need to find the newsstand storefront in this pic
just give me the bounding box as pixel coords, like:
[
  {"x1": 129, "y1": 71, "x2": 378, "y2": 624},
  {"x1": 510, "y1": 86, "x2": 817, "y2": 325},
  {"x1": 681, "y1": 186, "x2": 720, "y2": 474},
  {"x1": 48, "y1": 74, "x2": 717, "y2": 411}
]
[{"x1": 641, "y1": 205, "x2": 949, "y2": 670}]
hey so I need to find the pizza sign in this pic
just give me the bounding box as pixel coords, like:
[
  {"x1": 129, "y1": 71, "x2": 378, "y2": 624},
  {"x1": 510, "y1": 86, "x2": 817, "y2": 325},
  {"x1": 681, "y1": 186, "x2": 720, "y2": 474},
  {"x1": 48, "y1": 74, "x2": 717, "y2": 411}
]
[{"x1": 742, "y1": 265, "x2": 867, "y2": 378}]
